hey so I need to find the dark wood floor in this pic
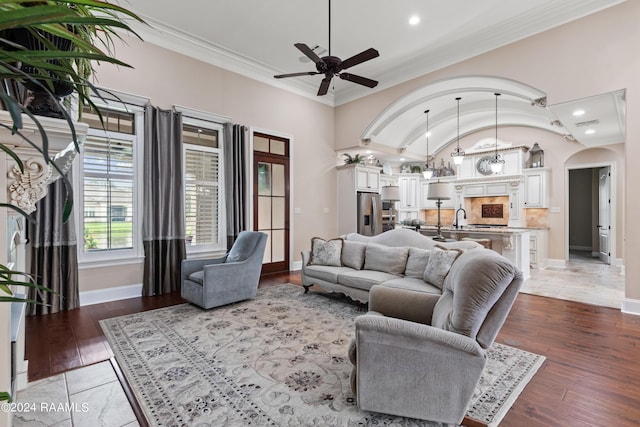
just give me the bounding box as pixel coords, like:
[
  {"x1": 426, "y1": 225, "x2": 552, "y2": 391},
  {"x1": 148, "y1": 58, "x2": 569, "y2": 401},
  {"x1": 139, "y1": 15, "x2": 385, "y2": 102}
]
[{"x1": 25, "y1": 272, "x2": 640, "y2": 427}]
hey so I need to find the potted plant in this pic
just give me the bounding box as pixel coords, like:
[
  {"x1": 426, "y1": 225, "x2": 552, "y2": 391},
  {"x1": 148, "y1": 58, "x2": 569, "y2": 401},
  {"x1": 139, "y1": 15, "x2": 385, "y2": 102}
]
[{"x1": 0, "y1": 0, "x2": 144, "y2": 401}]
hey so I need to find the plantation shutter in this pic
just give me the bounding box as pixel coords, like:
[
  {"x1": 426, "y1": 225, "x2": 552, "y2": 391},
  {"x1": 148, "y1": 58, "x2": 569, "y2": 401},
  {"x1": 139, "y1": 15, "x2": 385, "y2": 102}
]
[
  {"x1": 184, "y1": 147, "x2": 219, "y2": 246},
  {"x1": 83, "y1": 135, "x2": 134, "y2": 250}
]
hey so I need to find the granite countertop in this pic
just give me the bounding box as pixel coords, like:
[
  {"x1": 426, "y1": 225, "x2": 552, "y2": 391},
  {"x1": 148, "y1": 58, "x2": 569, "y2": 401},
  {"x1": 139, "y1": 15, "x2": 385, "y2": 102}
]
[{"x1": 415, "y1": 225, "x2": 531, "y2": 235}]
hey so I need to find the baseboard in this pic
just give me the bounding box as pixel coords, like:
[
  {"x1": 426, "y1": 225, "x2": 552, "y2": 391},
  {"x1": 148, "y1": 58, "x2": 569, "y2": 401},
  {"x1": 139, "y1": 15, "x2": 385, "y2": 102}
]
[
  {"x1": 569, "y1": 245, "x2": 592, "y2": 251},
  {"x1": 591, "y1": 251, "x2": 600, "y2": 258},
  {"x1": 80, "y1": 283, "x2": 143, "y2": 307},
  {"x1": 291, "y1": 260, "x2": 302, "y2": 271},
  {"x1": 622, "y1": 298, "x2": 640, "y2": 316},
  {"x1": 546, "y1": 258, "x2": 566, "y2": 268}
]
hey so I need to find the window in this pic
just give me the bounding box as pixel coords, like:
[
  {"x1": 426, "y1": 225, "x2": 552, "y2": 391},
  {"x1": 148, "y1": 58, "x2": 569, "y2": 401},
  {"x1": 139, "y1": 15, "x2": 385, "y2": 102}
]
[
  {"x1": 183, "y1": 122, "x2": 224, "y2": 253},
  {"x1": 78, "y1": 105, "x2": 143, "y2": 263}
]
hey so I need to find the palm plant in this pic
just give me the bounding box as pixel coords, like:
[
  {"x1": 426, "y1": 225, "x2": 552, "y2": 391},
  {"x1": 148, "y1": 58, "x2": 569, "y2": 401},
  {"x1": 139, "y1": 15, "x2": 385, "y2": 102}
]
[{"x1": 0, "y1": 0, "x2": 144, "y2": 400}]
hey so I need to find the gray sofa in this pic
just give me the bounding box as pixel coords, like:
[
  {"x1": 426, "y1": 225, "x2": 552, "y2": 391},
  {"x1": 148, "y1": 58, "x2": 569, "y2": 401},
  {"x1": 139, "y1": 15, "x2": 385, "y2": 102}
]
[
  {"x1": 301, "y1": 228, "x2": 482, "y2": 303},
  {"x1": 348, "y1": 248, "x2": 523, "y2": 423}
]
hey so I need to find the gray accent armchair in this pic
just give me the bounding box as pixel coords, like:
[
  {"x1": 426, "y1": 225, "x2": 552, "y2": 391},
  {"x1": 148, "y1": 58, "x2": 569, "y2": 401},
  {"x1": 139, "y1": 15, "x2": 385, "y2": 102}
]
[
  {"x1": 348, "y1": 249, "x2": 523, "y2": 424},
  {"x1": 181, "y1": 231, "x2": 268, "y2": 309}
]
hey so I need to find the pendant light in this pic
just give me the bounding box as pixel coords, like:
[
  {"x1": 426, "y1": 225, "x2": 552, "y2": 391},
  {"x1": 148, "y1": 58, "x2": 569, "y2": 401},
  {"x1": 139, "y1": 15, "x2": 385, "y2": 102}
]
[
  {"x1": 490, "y1": 92, "x2": 505, "y2": 173},
  {"x1": 450, "y1": 97, "x2": 465, "y2": 165},
  {"x1": 422, "y1": 109, "x2": 434, "y2": 179}
]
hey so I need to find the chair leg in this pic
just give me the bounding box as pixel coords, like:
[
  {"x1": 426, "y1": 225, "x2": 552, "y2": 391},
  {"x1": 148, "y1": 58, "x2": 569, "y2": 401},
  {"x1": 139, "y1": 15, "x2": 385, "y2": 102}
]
[{"x1": 303, "y1": 284, "x2": 312, "y2": 293}]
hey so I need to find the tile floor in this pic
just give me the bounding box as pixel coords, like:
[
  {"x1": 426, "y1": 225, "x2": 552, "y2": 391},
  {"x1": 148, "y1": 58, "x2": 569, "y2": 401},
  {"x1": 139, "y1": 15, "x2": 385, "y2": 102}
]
[
  {"x1": 520, "y1": 251, "x2": 625, "y2": 309},
  {"x1": 13, "y1": 361, "x2": 138, "y2": 427},
  {"x1": 13, "y1": 256, "x2": 625, "y2": 426}
]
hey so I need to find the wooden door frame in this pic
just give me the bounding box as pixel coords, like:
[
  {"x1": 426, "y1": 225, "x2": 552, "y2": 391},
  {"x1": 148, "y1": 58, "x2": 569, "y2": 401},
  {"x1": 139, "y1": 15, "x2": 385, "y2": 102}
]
[{"x1": 249, "y1": 127, "x2": 294, "y2": 273}]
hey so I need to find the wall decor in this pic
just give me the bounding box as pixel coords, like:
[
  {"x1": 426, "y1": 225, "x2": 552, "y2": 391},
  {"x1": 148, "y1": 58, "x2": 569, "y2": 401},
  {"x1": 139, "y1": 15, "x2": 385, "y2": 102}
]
[{"x1": 482, "y1": 204, "x2": 504, "y2": 218}]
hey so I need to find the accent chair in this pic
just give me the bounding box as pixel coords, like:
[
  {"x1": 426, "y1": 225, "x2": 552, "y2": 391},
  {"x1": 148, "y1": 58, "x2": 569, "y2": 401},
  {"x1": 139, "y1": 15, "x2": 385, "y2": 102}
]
[{"x1": 181, "y1": 231, "x2": 268, "y2": 309}]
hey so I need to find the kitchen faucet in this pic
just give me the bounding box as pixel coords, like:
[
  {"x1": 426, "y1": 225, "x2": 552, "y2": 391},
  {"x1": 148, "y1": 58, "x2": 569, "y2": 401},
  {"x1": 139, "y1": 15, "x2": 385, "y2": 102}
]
[{"x1": 454, "y1": 206, "x2": 467, "y2": 229}]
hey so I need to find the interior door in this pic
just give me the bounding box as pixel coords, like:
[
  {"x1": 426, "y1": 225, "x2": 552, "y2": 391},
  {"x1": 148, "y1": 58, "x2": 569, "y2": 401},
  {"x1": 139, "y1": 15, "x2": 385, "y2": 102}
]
[
  {"x1": 253, "y1": 133, "x2": 290, "y2": 274},
  {"x1": 598, "y1": 166, "x2": 611, "y2": 264}
]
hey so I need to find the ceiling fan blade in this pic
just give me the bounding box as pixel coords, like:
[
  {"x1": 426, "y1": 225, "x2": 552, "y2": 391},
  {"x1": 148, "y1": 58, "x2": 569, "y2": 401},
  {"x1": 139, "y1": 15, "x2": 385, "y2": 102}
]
[
  {"x1": 339, "y1": 72, "x2": 378, "y2": 88},
  {"x1": 317, "y1": 76, "x2": 332, "y2": 96},
  {"x1": 340, "y1": 48, "x2": 379, "y2": 70},
  {"x1": 295, "y1": 43, "x2": 322, "y2": 64},
  {"x1": 274, "y1": 71, "x2": 320, "y2": 79}
]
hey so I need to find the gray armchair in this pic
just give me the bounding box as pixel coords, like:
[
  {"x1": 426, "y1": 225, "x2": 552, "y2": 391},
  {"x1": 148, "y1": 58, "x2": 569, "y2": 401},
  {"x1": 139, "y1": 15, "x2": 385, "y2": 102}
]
[
  {"x1": 348, "y1": 249, "x2": 523, "y2": 424},
  {"x1": 181, "y1": 231, "x2": 268, "y2": 309}
]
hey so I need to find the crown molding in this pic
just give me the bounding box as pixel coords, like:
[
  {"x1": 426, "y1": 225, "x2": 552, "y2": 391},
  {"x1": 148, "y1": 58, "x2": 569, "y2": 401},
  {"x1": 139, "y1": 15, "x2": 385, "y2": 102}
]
[{"x1": 129, "y1": 17, "x2": 335, "y2": 107}]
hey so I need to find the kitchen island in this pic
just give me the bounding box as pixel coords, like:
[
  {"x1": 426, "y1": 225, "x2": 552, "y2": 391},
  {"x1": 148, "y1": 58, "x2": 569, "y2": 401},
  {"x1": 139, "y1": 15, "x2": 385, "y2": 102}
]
[{"x1": 411, "y1": 226, "x2": 531, "y2": 279}]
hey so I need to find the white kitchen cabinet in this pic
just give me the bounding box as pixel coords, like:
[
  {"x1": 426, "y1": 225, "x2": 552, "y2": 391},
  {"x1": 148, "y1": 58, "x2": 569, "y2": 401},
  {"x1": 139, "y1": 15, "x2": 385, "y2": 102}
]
[
  {"x1": 379, "y1": 175, "x2": 398, "y2": 188},
  {"x1": 462, "y1": 182, "x2": 509, "y2": 197},
  {"x1": 398, "y1": 175, "x2": 421, "y2": 209},
  {"x1": 355, "y1": 166, "x2": 381, "y2": 192},
  {"x1": 457, "y1": 156, "x2": 475, "y2": 179},
  {"x1": 529, "y1": 229, "x2": 548, "y2": 268},
  {"x1": 523, "y1": 169, "x2": 549, "y2": 208},
  {"x1": 456, "y1": 146, "x2": 528, "y2": 179},
  {"x1": 509, "y1": 186, "x2": 522, "y2": 223},
  {"x1": 421, "y1": 179, "x2": 455, "y2": 209},
  {"x1": 336, "y1": 164, "x2": 382, "y2": 235}
]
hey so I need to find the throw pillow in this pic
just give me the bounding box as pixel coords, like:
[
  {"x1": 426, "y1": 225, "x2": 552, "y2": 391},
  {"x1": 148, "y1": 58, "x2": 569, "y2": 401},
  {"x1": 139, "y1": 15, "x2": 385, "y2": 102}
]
[
  {"x1": 423, "y1": 246, "x2": 463, "y2": 289},
  {"x1": 404, "y1": 248, "x2": 431, "y2": 279},
  {"x1": 309, "y1": 237, "x2": 344, "y2": 266},
  {"x1": 363, "y1": 243, "x2": 409, "y2": 275},
  {"x1": 342, "y1": 241, "x2": 367, "y2": 270}
]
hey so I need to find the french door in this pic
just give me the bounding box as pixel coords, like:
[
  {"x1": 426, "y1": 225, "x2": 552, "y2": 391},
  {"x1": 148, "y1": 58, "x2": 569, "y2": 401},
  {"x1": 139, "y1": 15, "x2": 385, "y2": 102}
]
[{"x1": 253, "y1": 133, "x2": 290, "y2": 274}]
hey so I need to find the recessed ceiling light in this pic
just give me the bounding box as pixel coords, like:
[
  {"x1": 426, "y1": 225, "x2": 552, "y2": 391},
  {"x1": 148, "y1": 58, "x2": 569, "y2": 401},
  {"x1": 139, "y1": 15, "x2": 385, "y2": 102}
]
[
  {"x1": 585, "y1": 129, "x2": 596, "y2": 135},
  {"x1": 400, "y1": 157, "x2": 406, "y2": 161},
  {"x1": 573, "y1": 109, "x2": 585, "y2": 116},
  {"x1": 366, "y1": 150, "x2": 372, "y2": 154},
  {"x1": 425, "y1": 131, "x2": 432, "y2": 137},
  {"x1": 409, "y1": 15, "x2": 420, "y2": 26}
]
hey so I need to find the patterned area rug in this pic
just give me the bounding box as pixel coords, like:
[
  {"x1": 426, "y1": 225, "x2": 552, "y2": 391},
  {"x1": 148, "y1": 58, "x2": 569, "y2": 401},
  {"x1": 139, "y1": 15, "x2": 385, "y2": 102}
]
[{"x1": 100, "y1": 284, "x2": 544, "y2": 426}]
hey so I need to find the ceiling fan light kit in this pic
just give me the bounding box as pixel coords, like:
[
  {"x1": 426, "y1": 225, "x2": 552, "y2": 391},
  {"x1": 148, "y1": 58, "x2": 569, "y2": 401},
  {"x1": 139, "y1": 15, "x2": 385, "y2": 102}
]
[
  {"x1": 273, "y1": 0, "x2": 379, "y2": 96},
  {"x1": 451, "y1": 97, "x2": 465, "y2": 165}
]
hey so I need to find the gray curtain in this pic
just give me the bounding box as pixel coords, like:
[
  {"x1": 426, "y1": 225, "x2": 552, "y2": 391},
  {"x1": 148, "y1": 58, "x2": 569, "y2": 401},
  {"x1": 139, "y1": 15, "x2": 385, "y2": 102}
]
[
  {"x1": 224, "y1": 123, "x2": 247, "y2": 248},
  {"x1": 28, "y1": 173, "x2": 79, "y2": 315},
  {"x1": 142, "y1": 104, "x2": 186, "y2": 296}
]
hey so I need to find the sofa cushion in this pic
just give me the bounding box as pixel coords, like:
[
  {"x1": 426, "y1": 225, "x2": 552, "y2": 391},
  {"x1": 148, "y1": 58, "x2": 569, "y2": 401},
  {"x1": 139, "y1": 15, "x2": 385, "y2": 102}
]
[
  {"x1": 380, "y1": 277, "x2": 441, "y2": 295},
  {"x1": 342, "y1": 241, "x2": 367, "y2": 270},
  {"x1": 309, "y1": 237, "x2": 343, "y2": 266},
  {"x1": 188, "y1": 270, "x2": 204, "y2": 285},
  {"x1": 404, "y1": 248, "x2": 431, "y2": 278},
  {"x1": 305, "y1": 265, "x2": 354, "y2": 283},
  {"x1": 423, "y1": 246, "x2": 463, "y2": 289},
  {"x1": 363, "y1": 243, "x2": 409, "y2": 275},
  {"x1": 338, "y1": 270, "x2": 401, "y2": 291}
]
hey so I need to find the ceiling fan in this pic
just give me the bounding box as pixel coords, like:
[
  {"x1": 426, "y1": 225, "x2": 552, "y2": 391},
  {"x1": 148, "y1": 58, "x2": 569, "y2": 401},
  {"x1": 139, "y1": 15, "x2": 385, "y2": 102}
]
[{"x1": 274, "y1": 0, "x2": 380, "y2": 96}]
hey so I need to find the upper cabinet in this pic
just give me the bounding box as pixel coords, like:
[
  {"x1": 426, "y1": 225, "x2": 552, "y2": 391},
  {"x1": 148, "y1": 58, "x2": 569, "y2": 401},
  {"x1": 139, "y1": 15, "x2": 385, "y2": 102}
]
[
  {"x1": 379, "y1": 175, "x2": 398, "y2": 188},
  {"x1": 398, "y1": 175, "x2": 421, "y2": 209},
  {"x1": 457, "y1": 146, "x2": 528, "y2": 180},
  {"x1": 523, "y1": 169, "x2": 549, "y2": 208},
  {"x1": 354, "y1": 165, "x2": 381, "y2": 192}
]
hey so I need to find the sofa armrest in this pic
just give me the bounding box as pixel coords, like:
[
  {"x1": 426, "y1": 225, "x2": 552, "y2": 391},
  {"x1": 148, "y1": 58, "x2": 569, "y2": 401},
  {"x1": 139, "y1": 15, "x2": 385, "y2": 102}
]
[
  {"x1": 354, "y1": 314, "x2": 486, "y2": 423},
  {"x1": 181, "y1": 256, "x2": 226, "y2": 281},
  {"x1": 301, "y1": 251, "x2": 311, "y2": 271},
  {"x1": 369, "y1": 285, "x2": 440, "y2": 325}
]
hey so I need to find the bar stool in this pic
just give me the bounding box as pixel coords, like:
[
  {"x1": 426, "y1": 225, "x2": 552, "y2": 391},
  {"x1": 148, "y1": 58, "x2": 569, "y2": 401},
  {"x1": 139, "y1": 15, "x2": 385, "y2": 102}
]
[{"x1": 462, "y1": 237, "x2": 492, "y2": 250}]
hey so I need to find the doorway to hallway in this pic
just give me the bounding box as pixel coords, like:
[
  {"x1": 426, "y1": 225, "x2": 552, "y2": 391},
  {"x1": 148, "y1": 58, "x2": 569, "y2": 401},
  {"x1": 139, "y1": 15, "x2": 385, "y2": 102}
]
[{"x1": 567, "y1": 164, "x2": 614, "y2": 265}]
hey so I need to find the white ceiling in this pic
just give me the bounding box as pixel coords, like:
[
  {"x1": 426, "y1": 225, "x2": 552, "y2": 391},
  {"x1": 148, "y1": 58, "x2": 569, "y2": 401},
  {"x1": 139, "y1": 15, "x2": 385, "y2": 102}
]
[{"x1": 126, "y1": 0, "x2": 627, "y2": 161}]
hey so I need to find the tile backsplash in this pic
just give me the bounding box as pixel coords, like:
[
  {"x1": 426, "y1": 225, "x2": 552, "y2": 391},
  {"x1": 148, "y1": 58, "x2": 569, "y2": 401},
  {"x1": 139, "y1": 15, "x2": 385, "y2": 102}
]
[{"x1": 466, "y1": 196, "x2": 509, "y2": 224}]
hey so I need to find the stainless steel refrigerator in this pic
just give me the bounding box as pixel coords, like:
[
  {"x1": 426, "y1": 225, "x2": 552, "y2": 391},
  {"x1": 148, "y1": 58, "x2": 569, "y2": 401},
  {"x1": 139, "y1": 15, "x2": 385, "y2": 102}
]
[{"x1": 357, "y1": 192, "x2": 383, "y2": 236}]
